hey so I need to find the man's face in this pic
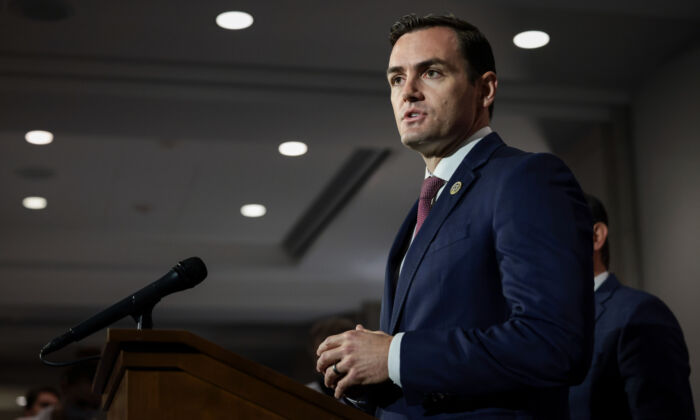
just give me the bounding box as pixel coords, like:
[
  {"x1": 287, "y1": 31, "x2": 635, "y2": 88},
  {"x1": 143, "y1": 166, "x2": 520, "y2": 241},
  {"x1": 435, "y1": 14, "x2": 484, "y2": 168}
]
[
  {"x1": 27, "y1": 391, "x2": 58, "y2": 415},
  {"x1": 387, "y1": 26, "x2": 485, "y2": 158}
]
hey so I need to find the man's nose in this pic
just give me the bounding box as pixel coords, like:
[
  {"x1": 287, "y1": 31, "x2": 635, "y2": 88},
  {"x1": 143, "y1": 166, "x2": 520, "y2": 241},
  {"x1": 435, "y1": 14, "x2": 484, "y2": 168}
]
[{"x1": 401, "y1": 76, "x2": 424, "y2": 102}]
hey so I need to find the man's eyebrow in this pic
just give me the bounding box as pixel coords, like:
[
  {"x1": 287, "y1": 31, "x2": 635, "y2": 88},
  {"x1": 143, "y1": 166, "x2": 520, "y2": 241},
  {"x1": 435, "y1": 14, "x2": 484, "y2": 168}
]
[
  {"x1": 386, "y1": 65, "x2": 403, "y2": 76},
  {"x1": 386, "y1": 58, "x2": 449, "y2": 76}
]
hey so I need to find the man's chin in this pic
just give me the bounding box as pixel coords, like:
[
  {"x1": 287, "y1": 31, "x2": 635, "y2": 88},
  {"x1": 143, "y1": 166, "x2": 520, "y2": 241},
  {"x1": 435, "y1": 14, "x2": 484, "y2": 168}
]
[{"x1": 400, "y1": 134, "x2": 429, "y2": 150}]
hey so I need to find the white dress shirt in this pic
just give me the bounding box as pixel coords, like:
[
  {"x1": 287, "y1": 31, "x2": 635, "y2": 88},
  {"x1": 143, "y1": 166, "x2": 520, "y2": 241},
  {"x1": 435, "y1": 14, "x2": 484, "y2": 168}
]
[
  {"x1": 388, "y1": 126, "x2": 493, "y2": 387},
  {"x1": 594, "y1": 271, "x2": 609, "y2": 292}
]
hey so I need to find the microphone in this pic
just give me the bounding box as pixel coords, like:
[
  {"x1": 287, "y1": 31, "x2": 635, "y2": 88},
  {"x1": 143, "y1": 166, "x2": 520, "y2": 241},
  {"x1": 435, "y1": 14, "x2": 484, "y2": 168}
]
[{"x1": 40, "y1": 257, "x2": 207, "y2": 357}]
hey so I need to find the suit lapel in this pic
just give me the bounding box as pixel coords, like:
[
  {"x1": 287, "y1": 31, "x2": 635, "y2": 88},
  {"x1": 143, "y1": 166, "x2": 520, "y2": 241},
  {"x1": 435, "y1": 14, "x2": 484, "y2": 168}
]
[
  {"x1": 380, "y1": 201, "x2": 417, "y2": 333},
  {"x1": 595, "y1": 273, "x2": 620, "y2": 321},
  {"x1": 388, "y1": 133, "x2": 505, "y2": 334}
]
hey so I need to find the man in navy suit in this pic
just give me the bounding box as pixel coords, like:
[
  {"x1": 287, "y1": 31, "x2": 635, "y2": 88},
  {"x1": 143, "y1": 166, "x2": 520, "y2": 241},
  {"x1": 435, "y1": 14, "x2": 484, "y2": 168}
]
[
  {"x1": 317, "y1": 14, "x2": 594, "y2": 418},
  {"x1": 569, "y1": 195, "x2": 694, "y2": 419}
]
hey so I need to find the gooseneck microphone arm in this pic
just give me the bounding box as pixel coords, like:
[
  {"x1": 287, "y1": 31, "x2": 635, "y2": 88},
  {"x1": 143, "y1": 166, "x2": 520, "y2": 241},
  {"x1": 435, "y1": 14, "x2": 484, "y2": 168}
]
[{"x1": 39, "y1": 257, "x2": 207, "y2": 366}]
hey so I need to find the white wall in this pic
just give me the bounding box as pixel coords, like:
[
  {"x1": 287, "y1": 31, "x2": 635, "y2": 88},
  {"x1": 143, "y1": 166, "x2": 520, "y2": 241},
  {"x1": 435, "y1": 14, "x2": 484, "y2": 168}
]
[{"x1": 633, "y1": 44, "x2": 700, "y2": 409}]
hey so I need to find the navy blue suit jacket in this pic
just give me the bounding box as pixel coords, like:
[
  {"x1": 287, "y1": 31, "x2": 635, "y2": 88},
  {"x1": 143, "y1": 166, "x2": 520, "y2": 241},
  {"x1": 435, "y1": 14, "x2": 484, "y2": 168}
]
[
  {"x1": 569, "y1": 274, "x2": 695, "y2": 419},
  {"x1": 373, "y1": 133, "x2": 594, "y2": 419}
]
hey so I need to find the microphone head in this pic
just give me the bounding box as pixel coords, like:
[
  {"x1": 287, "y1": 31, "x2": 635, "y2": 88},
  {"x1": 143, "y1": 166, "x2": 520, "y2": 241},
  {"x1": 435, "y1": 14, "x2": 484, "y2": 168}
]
[{"x1": 177, "y1": 257, "x2": 207, "y2": 286}]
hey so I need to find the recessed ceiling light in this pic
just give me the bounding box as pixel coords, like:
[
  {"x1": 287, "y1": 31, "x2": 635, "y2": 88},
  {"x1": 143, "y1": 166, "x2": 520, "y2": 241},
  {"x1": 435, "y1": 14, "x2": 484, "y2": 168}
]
[
  {"x1": 25, "y1": 130, "x2": 54, "y2": 145},
  {"x1": 278, "y1": 141, "x2": 308, "y2": 157},
  {"x1": 23, "y1": 196, "x2": 47, "y2": 210},
  {"x1": 513, "y1": 30, "x2": 550, "y2": 49},
  {"x1": 241, "y1": 204, "x2": 266, "y2": 218},
  {"x1": 216, "y1": 11, "x2": 254, "y2": 30}
]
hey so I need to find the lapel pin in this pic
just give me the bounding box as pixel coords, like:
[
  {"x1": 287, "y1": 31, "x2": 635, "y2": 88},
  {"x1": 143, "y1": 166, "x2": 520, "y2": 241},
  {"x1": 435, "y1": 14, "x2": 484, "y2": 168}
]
[{"x1": 450, "y1": 181, "x2": 462, "y2": 195}]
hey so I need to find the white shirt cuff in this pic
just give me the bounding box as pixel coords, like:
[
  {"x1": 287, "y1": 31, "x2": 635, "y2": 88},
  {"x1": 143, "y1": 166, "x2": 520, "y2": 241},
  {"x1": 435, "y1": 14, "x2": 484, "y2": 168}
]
[{"x1": 388, "y1": 332, "x2": 404, "y2": 387}]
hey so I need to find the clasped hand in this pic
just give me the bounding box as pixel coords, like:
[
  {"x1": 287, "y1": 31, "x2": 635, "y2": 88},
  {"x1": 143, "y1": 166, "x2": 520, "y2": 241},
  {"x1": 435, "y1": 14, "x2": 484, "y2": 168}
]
[{"x1": 315, "y1": 324, "x2": 393, "y2": 399}]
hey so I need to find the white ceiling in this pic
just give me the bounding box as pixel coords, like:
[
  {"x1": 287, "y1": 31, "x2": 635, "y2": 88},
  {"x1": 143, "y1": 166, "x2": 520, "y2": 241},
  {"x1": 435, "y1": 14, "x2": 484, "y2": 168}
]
[{"x1": 0, "y1": 0, "x2": 699, "y2": 398}]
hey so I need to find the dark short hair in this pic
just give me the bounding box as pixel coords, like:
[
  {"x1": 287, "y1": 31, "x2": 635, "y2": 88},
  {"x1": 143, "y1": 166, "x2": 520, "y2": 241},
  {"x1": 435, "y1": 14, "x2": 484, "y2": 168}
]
[
  {"x1": 25, "y1": 386, "x2": 59, "y2": 410},
  {"x1": 389, "y1": 14, "x2": 496, "y2": 118},
  {"x1": 585, "y1": 193, "x2": 610, "y2": 269}
]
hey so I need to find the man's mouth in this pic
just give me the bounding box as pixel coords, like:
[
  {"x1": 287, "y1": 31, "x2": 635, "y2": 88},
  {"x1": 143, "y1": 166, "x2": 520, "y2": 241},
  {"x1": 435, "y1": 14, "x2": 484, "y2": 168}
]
[{"x1": 403, "y1": 110, "x2": 425, "y2": 123}]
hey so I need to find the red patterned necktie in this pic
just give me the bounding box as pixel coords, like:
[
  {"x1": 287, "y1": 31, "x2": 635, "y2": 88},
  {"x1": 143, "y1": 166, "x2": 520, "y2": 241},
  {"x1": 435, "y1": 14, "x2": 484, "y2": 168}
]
[{"x1": 415, "y1": 176, "x2": 445, "y2": 236}]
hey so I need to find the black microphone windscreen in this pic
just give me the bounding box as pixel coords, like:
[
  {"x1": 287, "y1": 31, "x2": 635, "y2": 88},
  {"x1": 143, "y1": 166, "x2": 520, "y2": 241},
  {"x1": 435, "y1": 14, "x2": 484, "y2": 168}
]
[{"x1": 178, "y1": 257, "x2": 207, "y2": 286}]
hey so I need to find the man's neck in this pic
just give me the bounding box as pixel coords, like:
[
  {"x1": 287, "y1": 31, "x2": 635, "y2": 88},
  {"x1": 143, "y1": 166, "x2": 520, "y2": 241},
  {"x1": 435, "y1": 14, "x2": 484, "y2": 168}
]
[
  {"x1": 424, "y1": 156, "x2": 442, "y2": 173},
  {"x1": 422, "y1": 125, "x2": 491, "y2": 173},
  {"x1": 593, "y1": 254, "x2": 607, "y2": 277}
]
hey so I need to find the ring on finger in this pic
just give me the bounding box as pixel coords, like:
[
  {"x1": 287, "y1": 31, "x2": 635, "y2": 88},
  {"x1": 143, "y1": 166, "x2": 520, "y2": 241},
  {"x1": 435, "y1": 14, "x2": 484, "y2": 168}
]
[{"x1": 333, "y1": 362, "x2": 342, "y2": 375}]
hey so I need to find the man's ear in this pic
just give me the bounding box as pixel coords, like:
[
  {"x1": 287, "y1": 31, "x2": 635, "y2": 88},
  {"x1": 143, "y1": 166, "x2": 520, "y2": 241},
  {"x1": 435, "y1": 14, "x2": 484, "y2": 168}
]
[
  {"x1": 480, "y1": 71, "x2": 497, "y2": 109},
  {"x1": 593, "y1": 222, "x2": 608, "y2": 252}
]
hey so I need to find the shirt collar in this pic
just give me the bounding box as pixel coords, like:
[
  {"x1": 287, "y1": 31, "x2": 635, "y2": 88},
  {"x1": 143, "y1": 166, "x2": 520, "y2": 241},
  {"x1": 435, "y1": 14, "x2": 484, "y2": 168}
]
[
  {"x1": 425, "y1": 126, "x2": 493, "y2": 182},
  {"x1": 594, "y1": 271, "x2": 610, "y2": 291}
]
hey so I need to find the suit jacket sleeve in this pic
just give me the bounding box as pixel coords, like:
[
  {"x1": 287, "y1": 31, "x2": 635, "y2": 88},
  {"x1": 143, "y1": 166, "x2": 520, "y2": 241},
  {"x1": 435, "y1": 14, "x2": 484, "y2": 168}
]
[
  {"x1": 400, "y1": 153, "x2": 594, "y2": 402},
  {"x1": 619, "y1": 297, "x2": 695, "y2": 419}
]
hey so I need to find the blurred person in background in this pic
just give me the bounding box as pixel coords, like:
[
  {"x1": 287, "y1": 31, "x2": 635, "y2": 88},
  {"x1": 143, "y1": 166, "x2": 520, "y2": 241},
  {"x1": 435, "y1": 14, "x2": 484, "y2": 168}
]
[
  {"x1": 569, "y1": 194, "x2": 694, "y2": 419},
  {"x1": 30, "y1": 356, "x2": 102, "y2": 420},
  {"x1": 15, "y1": 386, "x2": 59, "y2": 420}
]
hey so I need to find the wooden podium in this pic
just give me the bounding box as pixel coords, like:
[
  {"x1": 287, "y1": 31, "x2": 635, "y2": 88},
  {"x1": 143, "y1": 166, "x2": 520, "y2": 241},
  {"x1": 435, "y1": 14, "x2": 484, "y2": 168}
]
[{"x1": 93, "y1": 329, "x2": 375, "y2": 419}]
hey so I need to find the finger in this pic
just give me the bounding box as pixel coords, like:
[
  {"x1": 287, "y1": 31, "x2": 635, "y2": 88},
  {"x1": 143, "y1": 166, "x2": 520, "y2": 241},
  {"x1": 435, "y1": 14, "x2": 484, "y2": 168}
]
[
  {"x1": 334, "y1": 371, "x2": 355, "y2": 399},
  {"x1": 316, "y1": 332, "x2": 344, "y2": 356},
  {"x1": 355, "y1": 324, "x2": 365, "y2": 331},
  {"x1": 324, "y1": 362, "x2": 345, "y2": 389},
  {"x1": 316, "y1": 348, "x2": 333, "y2": 373},
  {"x1": 316, "y1": 347, "x2": 343, "y2": 373},
  {"x1": 324, "y1": 365, "x2": 335, "y2": 388}
]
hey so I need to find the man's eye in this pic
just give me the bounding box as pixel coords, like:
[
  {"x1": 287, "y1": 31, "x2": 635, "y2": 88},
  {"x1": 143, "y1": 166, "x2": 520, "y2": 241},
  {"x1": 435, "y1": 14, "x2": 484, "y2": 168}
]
[
  {"x1": 390, "y1": 76, "x2": 404, "y2": 86},
  {"x1": 424, "y1": 69, "x2": 441, "y2": 78}
]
